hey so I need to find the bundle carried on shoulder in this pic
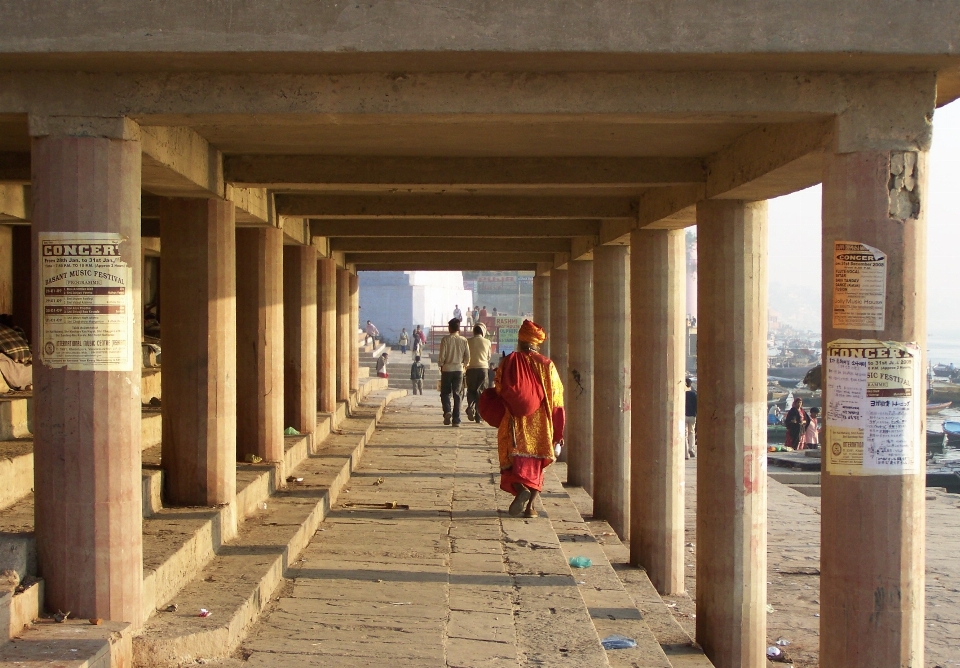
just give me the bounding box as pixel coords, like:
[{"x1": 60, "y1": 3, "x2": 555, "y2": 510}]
[{"x1": 478, "y1": 351, "x2": 545, "y2": 428}]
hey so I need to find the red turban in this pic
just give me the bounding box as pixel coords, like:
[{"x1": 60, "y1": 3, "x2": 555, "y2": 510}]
[{"x1": 518, "y1": 320, "x2": 546, "y2": 346}]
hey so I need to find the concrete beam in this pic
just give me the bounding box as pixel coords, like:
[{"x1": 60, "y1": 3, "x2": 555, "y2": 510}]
[
  {"x1": 357, "y1": 261, "x2": 539, "y2": 272},
  {"x1": 139, "y1": 126, "x2": 272, "y2": 225},
  {"x1": 311, "y1": 219, "x2": 601, "y2": 238},
  {"x1": 345, "y1": 251, "x2": 556, "y2": 265},
  {"x1": 281, "y1": 217, "x2": 311, "y2": 245},
  {"x1": 278, "y1": 194, "x2": 637, "y2": 219},
  {"x1": 0, "y1": 184, "x2": 29, "y2": 222},
  {"x1": 705, "y1": 120, "x2": 832, "y2": 200},
  {"x1": 0, "y1": 71, "x2": 939, "y2": 119},
  {"x1": 330, "y1": 237, "x2": 571, "y2": 253},
  {"x1": 0, "y1": 152, "x2": 29, "y2": 183},
  {"x1": 224, "y1": 154, "x2": 705, "y2": 189}
]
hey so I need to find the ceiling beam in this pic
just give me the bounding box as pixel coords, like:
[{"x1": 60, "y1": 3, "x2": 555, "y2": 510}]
[
  {"x1": 311, "y1": 219, "x2": 601, "y2": 238},
  {"x1": 346, "y1": 251, "x2": 556, "y2": 265},
  {"x1": 331, "y1": 237, "x2": 571, "y2": 253},
  {"x1": 224, "y1": 155, "x2": 705, "y2": 189},
  {"x1": 357, "y1": 262, "x2": 539, "y2": 272},
  {"x1": 277, "y1": 194, "x2": 637, "y2": 219}
]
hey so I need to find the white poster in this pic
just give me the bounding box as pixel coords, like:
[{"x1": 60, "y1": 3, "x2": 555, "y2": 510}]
[
  {"x1": 833, "y1": 241, "x2": 887, "y2": 330},
  {"x1": 825, "y1": 339, "x2": 922, "y2": 476},
  {"x1": 39, "y1": 232, "x2": 135, "y2": 371}
]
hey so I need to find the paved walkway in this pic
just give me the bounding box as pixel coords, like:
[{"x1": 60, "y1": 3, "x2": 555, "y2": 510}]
[{"x1": 238, "y1": 394, "x2": 614, "y2": 667}]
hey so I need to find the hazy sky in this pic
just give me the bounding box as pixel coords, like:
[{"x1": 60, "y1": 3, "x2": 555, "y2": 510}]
[{"x1": 767, "y1": 100, "x2": 960, "y2": 339}]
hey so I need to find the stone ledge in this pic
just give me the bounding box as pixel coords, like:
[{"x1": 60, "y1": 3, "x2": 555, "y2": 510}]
[
  {"x1": 0, "y1": 618, "x2": 132, "y2": 667},
  {"x1": 132, "y1": 388, "x2": 405, "y2": 667}
]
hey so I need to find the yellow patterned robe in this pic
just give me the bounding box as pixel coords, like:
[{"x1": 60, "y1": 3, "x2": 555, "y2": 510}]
[{"x1": 495, "y1": 351, "x2": 565, "y2": 470}]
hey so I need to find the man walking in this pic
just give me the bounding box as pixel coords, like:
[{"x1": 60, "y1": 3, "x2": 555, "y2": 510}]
[
  {"x1": 465, "y1": 323, "x2": 491, "y2": 423},
  {"x1": 438, "y1": 318, "x2": 470, "y2": 426},
  {"x1": 453, "y1": 305, "x2": 463, "y2": 324},
  {"x1": 365, "y1": 320, "x2": 380, "y2": 345},
  {"x1": 410, "y1": 355, "x2": 425, "y2": 395},
  {"x1": 685, "y1": 378, "x2": 697, "y2": 459}
]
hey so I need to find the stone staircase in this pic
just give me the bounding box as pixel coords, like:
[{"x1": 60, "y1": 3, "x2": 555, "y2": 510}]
[
  {"x1": 360, "y1": 345, "x2": 443, "y2": 391},
  {"x1": 0, "y1": 375, "x2": 402, "y2": 667}
]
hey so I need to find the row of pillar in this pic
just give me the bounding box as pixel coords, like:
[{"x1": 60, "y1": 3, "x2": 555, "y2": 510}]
[
  {"x1": 552, "y1": 153, "x2": 925, "y2": 668},
  {"x1": 30, "y1": 127, "x2": 362, "y2": 628}
]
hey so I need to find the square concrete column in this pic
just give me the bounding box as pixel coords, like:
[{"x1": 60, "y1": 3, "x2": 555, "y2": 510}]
[
  {"x1": 336, "y1": 268, "x2": 350, "y2": 402},
  {"x1": 317, "y1": 258, "x2": 338, "y2": 412},
  {"x1": 283, "y1": 245, "x2": 318, "y2": 435},
  {"x1": 566, "y1": 259, "x2": 594, "y2": 493},
  {"x1": 820, "y1": 150, "x2": 927, "y2": 667},
  {"x1": 696, "y1": 200, "x2": 768, "y2": 668},
  {"x1": 549, "y1": 267, "x2": 568, "y2": 389},
  {"x1": 630, "y1": 228, "x2": 686, "y2": 595},
  {"x1": 31, "y1": 119, "x2": 143, "y2": 624},
  {"x1": 349, "y1": 272, "x2": 360, "y2": 393},
  {"x1": 11, "y1": 226, "x2": 31, "y2": 339},
  {"x1": 533, "y1": 274, "x2": 550, "y2": 357},
  {"x1": 236, "y1": 227, "x2": 284, "y2": 462},
  {"x1": 592, "y1": 244, "x2": 630, "y2": 539},
  {"x1": 161, "y1": 197, "x2": 237, "y2": 507}
]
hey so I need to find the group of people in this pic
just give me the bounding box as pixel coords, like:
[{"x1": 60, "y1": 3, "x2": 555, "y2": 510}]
[
  {"x1": 452, "y1": 305, "x2": 498, "y2": 329},
  {"x1": 436, "y1": 318, "x2": 492, "y2": 425},
  {"x1": 783, "y1": 397, "x2": 820, "y2": 450}
]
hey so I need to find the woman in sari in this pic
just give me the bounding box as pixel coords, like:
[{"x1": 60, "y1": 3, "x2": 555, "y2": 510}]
[
  {"x1": 784, "y1": 397, "x2": 809, "y2": 450},
  {"x1": 495, "y1": 320, "x2": 565, "y2": 518}
]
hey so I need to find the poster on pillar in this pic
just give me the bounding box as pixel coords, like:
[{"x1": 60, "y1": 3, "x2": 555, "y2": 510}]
[
  {"x1": 824, "y1": 339, "x2": 922, "y2": 476},
  {"x1": 832, "y1": 241, "x2": 887, "y2": 330},
  {"x1": 38, "y1": 232, "x2": 135, "y2": 371}
]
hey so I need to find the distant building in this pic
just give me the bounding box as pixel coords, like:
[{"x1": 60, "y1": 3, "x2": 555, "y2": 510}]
[{"x1": 358, "y1": 271, "x2": 473, "y2": 344}]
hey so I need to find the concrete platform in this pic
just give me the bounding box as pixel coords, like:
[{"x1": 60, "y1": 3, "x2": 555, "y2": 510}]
[
  {"x1": 0, "y1": 618, "x2": 132, "y2": 667},
  {"x1": 212, "y1": 394, "x2": 682, "y2": 668}
]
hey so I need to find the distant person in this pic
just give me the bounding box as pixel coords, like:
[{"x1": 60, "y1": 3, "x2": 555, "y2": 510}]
[
  {"x1": 492, "y1": 307, "x2": 499, "y2": 317},
  {"x1": 494, "y1": 320, "x2": 565, "y2": 518},
  {"x1": 685, "y1": 378, "x2": 697, "y2": 459},
  {"x1": 409, "y1": 355, "x2": 425, "y2": 395},
  {"x1": 802, "y1": 406, "x2": 820, "y2": 450},
  {"x1": 411, "y1": 325, "x2": 424, "y2": 355},
  {"x1": 438, "y1": 318, "x2": 470, "y2": 426},
  {"x1": 784, "y1": 397, "x2": 808, "y2": 450},
  {"x1": 465, "y1": 323, "x2": 492, "y2": 423},
  {"x1": 453, "y1": 305, "x2": 463, "y2": 324},
  {"x1": 479, "y1": 306, "x2": 488, "y2": 320},
  {"x1": 472, "y1": 306, "x2": 480, "y2": 323},
  {"x1": 365, "y1": 320, "x2": 380, "y2": 343},
  {"x1": 376, "y1": 352, "x2": 389, "y2": 378},
  {"x1": 398, "y1": 328, "x2": 409, "y2": 354}
]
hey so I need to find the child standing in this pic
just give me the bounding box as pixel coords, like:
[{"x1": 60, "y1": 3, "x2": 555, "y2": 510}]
[{"x1": 410, "y1": 355, "x2": 425, "y2": 395}]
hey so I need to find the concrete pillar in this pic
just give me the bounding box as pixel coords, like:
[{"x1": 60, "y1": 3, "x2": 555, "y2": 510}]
[
  {"x1": 349, "y1": 272, "x2": 360, "y2": 393},
  {"x1": 317, "y1": 257, "x2": 338, "y2": 412},
  {"x1": 533, "y1": 274, "x2": 550, "y2": 357},
  {"x1": 630, "y1": 228, "x2": 686, "y2": 595},
  {"x1": 820, "y1": 150, "x2": 927, "y2": 667},
  {"x1": 236, "y1": 228, "x2": 284, "y2": 463},
  {"x1": 336, "y1": 268, "x2": 350, "y2": 402},
  {"x1": 31, "y1": 121, "x2": 143, "y2": 624},
  {"x1": 161, "y1": 197, "x2": 236, "y2": 507},
  {"x1": 0, "y1": 226, "x2": 12, "y2": 315},
  {"x1": 550, "y1": 268, "x2": 569, "y2": 461},
  {"x1": 592, "y1": 244, "x2": 630, "y2": 539},
  {"x1": 283, "y1": 245, "x2": 318, "y2": 435},
  {"x1": 549, "y1": 267, "x2": 568, "y2": 385},
  {"x1": 696, "y1": 200, "x2": 768, "y2": 668},
  {"x1": 566, "y1": 259, "x2": 594, "y2": 493}
]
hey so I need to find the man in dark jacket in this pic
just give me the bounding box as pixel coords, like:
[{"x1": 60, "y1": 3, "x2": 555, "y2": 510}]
[{"x1": 685, "y1": 378, "x2": 697, "y2": 459}]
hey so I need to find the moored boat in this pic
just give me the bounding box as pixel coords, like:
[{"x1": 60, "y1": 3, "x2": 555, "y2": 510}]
[
  {"x1": 926, "y1": 401, "x2": 952, "y2": 414},
  {"x1": 944, "y1": 421, "x2": 960, "y2": 445}
]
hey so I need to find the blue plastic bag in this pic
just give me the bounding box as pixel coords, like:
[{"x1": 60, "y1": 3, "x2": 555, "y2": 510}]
[
  {"x1": 601, "y1": 634, "x2": 637, "y2": 650},
  {"x1": 568, "y1": 556, "x2": 592, "y2": 569}
]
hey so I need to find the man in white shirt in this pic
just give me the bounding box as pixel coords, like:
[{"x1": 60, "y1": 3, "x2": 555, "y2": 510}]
[
  {"x1": 437, "y1": 318, "x2": 470, "y2": 426},
  {"x1": 465, "y1": 323, "x2": 491, "y2": 423},
  {"x1": 453, "y1": 305, "x2": 463, "y2": 324}
]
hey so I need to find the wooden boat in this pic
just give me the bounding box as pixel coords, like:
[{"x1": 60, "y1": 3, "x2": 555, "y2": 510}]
[
  {"x1": 927, "y1": 430, "x2": 946, "y2": 451},
  {"x1": 944, "y1": 421, "x2": 960, "y2": 445},
  {"x1": 926, "y1": 401, "x2": 952, "y2": 414}
]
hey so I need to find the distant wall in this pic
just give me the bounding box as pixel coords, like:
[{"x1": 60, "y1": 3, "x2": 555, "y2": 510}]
[{"x1": 359, "y1": 271, "x2": 472, "y2": 345}]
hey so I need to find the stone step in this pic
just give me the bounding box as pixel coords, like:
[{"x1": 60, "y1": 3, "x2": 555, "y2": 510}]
[
  {"x1": 558, "y1": 479, "x2": 715, "y2": 668},
  {"x1": 0, "y1": 378, "x2": 390, "y2": 627},
  {"x1": 0, "y1": 618, "x2": 132, "y2": 667},
  {"x1": 0, "y1": 578, "x2": 42, "y2": 644},
  {"x1": 769, "y1": 471, "x2": 821, "y2": 485},
  {"x1": 537, "y1": 471, "x2": 674, "y2": 668},
  {"x1": 132, "y1": 387, "x2": 406, "y2": 667}
]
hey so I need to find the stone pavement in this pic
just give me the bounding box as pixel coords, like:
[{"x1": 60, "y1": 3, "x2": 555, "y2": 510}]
[{"x1": 235, "y1": 393, "x2": 637, "y2": 667}]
